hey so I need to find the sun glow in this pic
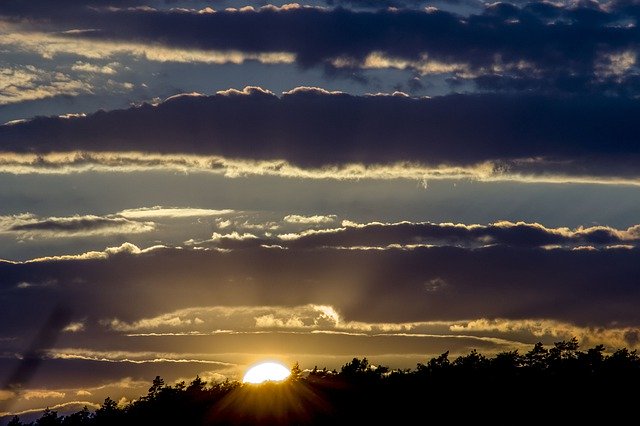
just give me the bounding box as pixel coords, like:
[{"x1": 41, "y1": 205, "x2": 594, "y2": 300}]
[{"x1": 243, "y1": 361, "x2": 291, "y2": 384}]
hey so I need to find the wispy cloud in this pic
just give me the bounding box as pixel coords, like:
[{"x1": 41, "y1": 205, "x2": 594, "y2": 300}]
[
  {"x1": 98, "y1": 303, "x2": 640, "y2": 351},
  {"x1": 283, "y1": 214, "x2": 337, "y2": 225},
  {"x1": 118, "y1": 206, "x2": 235, "y2": 219},
  {"x1": 48, "y1": 348, "x2": 235, "y2": 365},
  {"x1": 0, "y1": 65, "x2": 92, "y2": 105},
  {"x1": 22, "y1": 390, "x2": 65, "y2": 400},
  {"x1": 0, "y1": 401, "x2": 100, "y2": 419},
  {"x1": 0, "y1": 213, "x2": 154, "y2": 238},
  {"x1": 0, "y1": 26, "x2": 295, "y2": 66}
]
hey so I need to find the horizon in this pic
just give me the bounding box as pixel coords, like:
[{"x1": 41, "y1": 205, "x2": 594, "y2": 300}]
[{"x1": 4, "y1": 341, "x2": 640, "y2": 424}]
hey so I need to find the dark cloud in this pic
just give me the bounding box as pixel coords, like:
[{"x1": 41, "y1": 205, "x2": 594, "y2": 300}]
[
  {"x1": 1, "y1": 243, "x2": 639, "y2": 337},
  {"x1": 468, "y1": 68, "x2": 640, "y2": 96},
  {"x1": 0, "y1": 0, "x2": 145, "y2": 21},
  {"x1": 1, "y1": 215, "x2": 154, "y2": 237},
  {"x1": 277, "y1": 221, "x2": 640, "y2": 249},
  {"x1": 323, "y1": 0, "x2": 437, "y2": 8},
  {"x1": 7, "y1": 216, "x2": 151, "y2": 234},
  {"x1": 2, "y1": 88, "x2": 640, "y2": 179},
  {"x1": 2, "y1": 2, "x2": 639, "y2": 94}
]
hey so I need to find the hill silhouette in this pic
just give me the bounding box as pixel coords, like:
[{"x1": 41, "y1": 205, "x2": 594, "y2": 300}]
[{"x1": 7, "y1": 339, "x2": 640, "y2": 425}]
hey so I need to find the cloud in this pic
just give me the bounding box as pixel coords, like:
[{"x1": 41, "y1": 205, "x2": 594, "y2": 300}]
[
  {"x1": 89, "y1": 302, "x2": 640, "y2": 351},
  {"x1": 205, "y1": 231, "x2": 262, "y2": 249},
  {"x1": 0, "y1": 152, "x2": 526, "y2": 183},
  {"x1": 106, "y1": 311, "x2": 203, "y2": 332},
  {"x1": 70, "y1": 61, "x2": 119, "y2": 75},
  {"x1": 0, "y1": 376, "x2": 151, "y2": 419},
  {"x1": 2, "y1": 89, "x2": 640, "y2": 181},
  {"x1": 276, "y1": 220, "x2": 640, "y2": 249},
  {"x1": 117, "y1": 206, "x2": 235, "y2": 219},
  {"x1": 47, "y1": 348, "x2": 234, "y2": 365},
  {"x1": 324, "y1": 0, "x2": 436, "y2": 8},
  {"x1": 2, "y1": 241, "x2": 640, "y2": 335},
  {"x1": 253, "y1": 314, "x2": 307, "y2": 328},
  {"x1": 0, "y1": 25, "x2": 295, "y2": 66},
  {"x1": 22, "y1": 390, "x2": 65, "y2": 400},
  {"x1": 102, "y1": 304, "x2": 419, "y2": 334},
  {"x1": 0, "y1": 401, "x2": 101, "y2": 419},
  {"x1": 62, "y1": 321, "x2": 85, "y2": 333},
  {"x1": 283, "y1": 214, "x2": 337, "y2": 225},
  {"x1": 15, "y1": 241, "x2": 164, "y2": 263},
  {"x1": 449, "y1": 318, "x2": 640, "y2": 350},
  {"x1": 0, "y1": 213, "x2": 155, "y2": 238},
  {"x1": 0, "y1": 390, "x2": 16, "y2": 401},
  {"x1": 0, "y1": 65, "x2": 93, "y2": 105},
  {"x1": 2, "y1": 2, "x2": 639, "y2": 94}
]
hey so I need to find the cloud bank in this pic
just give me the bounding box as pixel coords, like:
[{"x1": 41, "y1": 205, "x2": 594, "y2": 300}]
[
  {"x1": 2, "y1": 242, "x2": 639, "y2": 334},
  {"x1": 0, "y1": 213, "x2": 155, "y2": 238},
  {"x1": 2, "y1": 87, "x2": 640, "y2": 181},
  {"x1": 3, "y1": 1, "x2": 640, "y2": 94},
  {"x1": 276, "y1": 220, "x2": 640, "y2": 249}
]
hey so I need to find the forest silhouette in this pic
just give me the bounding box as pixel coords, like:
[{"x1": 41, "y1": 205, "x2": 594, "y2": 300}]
[{"x1": 8, "y1": 338, "x2": 640, "y2": 425}]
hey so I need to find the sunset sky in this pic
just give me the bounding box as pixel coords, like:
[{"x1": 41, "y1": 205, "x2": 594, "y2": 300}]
[{"x1": 2, "y1": 0, "x2": 640, "y2": 419}]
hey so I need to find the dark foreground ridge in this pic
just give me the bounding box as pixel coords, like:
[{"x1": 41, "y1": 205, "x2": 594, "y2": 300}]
[{"x1": 8, "y1": 339, "x2": 640, "y2": 425}]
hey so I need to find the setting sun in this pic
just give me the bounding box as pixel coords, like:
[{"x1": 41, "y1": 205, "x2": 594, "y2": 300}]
[{"x1": 243, "y1": 362, "x2": 291, "y2": 384}]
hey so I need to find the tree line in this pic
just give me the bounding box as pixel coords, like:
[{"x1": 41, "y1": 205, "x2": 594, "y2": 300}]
[{"x1": 8, "y1": 338, "x2": 640, "y2": 425}]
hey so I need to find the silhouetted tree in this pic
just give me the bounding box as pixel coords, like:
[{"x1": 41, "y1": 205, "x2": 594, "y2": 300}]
[
  {"x1": 416, "y1": 351, "x2": 450, "y2": 376},
  {"x1": 187, "y1": 375, "x2": 206, "y2": 392},
  {"x1": 20, "y1": 339, "x2": 640, "y2": 425},
  {"x1": 308, "y1": 366, "x2": 334, "y2": 380},
  {"x1": 7, "y1": 416, "x2": 23, "y2": 426},
  {"x1": 94, "y1": 397, "x2": 120, "y2": 426},
  {"x1": 289, "y1": 362, "x2": 302, "y2": 381},
  {"x1": 549, "y1": 337, "x2": 579, "y2": 361},
  {"x1": 606, "y1": 347, "x2": 640, "y2": 370},
  {"x1": 372, "y1": 364, "x2": 389, "y2": 376},
  {"x1": 147, "y1": 376, "x2": 165, "y2": 399},
  {"x1": 578, "y1": 344, "x2": 605, "y2": 373},
  {"x1": 62, "y1": 406, "x2": 92, "y2": 426},
  {"x1": 340, "y1": 357, "x2": 370, "y2": 376},
  {"x1": 453, "y1": 349, "x2": 488, "y2": 370},
  {"x1": 523, "y1": 342, "x2": 549, "y2": 370},
  {"x1": 492, "y1": 350, "x2": 521, "y2": 371},
  {"x1": 36, "y1": 408, "x2": 61, "y2": 426}
]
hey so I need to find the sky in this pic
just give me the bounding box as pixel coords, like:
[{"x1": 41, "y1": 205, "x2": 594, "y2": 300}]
[{"x1": 1, "y1": 0, "x2": 640, "y2": 419}]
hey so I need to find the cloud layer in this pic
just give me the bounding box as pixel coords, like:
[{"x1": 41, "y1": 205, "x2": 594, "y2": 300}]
[
  {"x1": 2, "y1": 87, "x2": 640, "y2": 180},
  {"x1": 3, "y1": 1, "x2": 640, "y2": 94},
  {"x1": 0, "y1": 213, "x2": 154, "y2": 238},
  {"x1": 2, "y1": 241, "x2": 639, "y2": 335},
  {"x1": 275, "y1": 220, "x2": 640, "y2": 249}
]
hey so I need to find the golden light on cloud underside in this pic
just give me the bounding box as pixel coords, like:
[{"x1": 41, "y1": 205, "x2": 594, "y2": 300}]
[
  {"x1": 243, "y1": 362, "x2": 291, "y2": 384},
  {"x1": 0, "y1": 151, "x2": 638, "y2": 186}
]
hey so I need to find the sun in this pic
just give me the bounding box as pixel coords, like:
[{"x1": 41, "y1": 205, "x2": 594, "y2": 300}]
[{"x1": 243, "y1": 361, "x2": 291, "y2": 384}]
